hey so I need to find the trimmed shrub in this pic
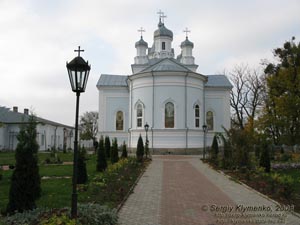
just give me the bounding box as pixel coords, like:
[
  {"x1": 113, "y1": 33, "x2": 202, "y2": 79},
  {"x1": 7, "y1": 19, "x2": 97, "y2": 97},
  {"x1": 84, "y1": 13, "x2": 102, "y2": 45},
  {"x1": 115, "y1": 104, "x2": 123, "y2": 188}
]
[
  {"x1": 136, "y1": 134, "x2": 144, "y2": 162},
  {"x1": 105, "y1": 136, "x2": 111, "y2": 159},
  {"x1": 259, "y1": 142, "x2": 271, "y2": 173},
  {"x1": 77, "y1": 203, "x2": 118, "y2": 225},
  {"x1": 6, "y1": 115, "x2": 41, "y2": 214},
  {"x1": 97, "y1": 136, "x2": 107, "y2": 172},
  {"x1": 211, "y1": 135, "x2": 219, "y2": 164},
  {"x1": 110, "y1": 138, "x2": 119, "y2": 164},
  {"x1": 77, "y1": 146, "x2": 88, "y2": 184},
  {"x1": 121, "y1": 141, "x2": 128, "y2": 158}
]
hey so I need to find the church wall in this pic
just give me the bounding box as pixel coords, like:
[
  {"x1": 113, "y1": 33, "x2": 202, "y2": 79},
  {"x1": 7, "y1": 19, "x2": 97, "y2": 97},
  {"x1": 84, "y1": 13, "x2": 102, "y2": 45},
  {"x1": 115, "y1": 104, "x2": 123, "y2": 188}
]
[
  {"x1": 205, "y1": 88, "x2": 231, "y2": 133},
  {"x1": 98, "y1": 88, "x2": 129, "y2": 146}
]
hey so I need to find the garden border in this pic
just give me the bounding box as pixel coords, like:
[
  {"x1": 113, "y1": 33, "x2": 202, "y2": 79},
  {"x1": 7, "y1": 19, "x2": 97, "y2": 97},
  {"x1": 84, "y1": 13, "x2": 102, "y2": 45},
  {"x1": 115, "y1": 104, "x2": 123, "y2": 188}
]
[{"x1": 207, "y1": 163, "x2": 300, "y2": 219}]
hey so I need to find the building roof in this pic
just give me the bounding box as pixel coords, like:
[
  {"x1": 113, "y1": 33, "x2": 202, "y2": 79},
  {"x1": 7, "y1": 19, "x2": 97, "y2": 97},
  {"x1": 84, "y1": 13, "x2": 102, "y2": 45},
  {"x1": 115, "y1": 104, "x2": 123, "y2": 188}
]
[
  {"x1": 97, "y1": 72, "x2": 232, "y2": 89},
  {"x1": 154, "y1": 21, "x2": 173, "y2": 39},
  {"x1": 97, "y1": 74, "x2": 128, "y2": 87},
  {"x1": 135, "y1": 37, "x2": 148, "y2": 48},
  {"x1": 180, "y1": 37, "x2": 194, "y2": 48},
  {"x1": 140, "y1": 58, "x2": 193, "y2": 73},
  {"x1": 0, "y1": 106, "x2": 74, "y2": 129},
  {"x1": 205, "y1": 75, "x2": 233, "y2": 88}
]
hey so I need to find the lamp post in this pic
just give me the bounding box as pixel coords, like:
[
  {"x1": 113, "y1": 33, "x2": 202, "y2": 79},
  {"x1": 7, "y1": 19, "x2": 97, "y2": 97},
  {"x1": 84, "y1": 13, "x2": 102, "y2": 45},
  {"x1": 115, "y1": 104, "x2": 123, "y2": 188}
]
[
  {"x1": 202, "y1": 124, "x2": 207, "y2": 159},
  {"x1": 144, "y1": 122, "x2": 149, "y2": 158},
  {"x1": 66, "y1": 46, "x2": 91, "y2": 218}
]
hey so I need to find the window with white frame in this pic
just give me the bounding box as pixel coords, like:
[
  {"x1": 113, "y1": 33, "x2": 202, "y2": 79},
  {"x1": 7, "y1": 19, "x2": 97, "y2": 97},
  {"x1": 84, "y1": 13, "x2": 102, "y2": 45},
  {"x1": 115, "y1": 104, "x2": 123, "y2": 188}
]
[
  {"x1": 137, "y1": 104, "x2": 143, "y2": 128},
  {"x1": 206, "y1": 111, "x2": 214, "y2": 130},
  {"x1": 116, "y1": 111, "x2": 124, "y2": 131},
  {"x1": 165, "y1": 102, "x2": 174, "y2": 128},
  {"x1": 195, "y1": 105, "x2": 200, "y2": 128}
]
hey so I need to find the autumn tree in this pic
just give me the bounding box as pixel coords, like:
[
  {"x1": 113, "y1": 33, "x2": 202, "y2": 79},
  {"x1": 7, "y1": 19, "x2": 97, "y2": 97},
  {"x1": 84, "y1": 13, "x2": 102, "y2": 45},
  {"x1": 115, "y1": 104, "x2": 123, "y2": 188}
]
[
  {"x1": 80, "y1": 111, "x2": 98, "y2": 146},
  {"x1": 260, "y1": 37, "x2": 300, "y2": 144}
]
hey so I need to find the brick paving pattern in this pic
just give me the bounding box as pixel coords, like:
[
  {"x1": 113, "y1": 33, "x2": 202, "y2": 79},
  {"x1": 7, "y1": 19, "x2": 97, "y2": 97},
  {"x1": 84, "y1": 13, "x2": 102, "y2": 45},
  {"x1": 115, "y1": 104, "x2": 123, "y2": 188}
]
[{"x1": 118, "y1": 156, "x2": 300, "y2": 225}]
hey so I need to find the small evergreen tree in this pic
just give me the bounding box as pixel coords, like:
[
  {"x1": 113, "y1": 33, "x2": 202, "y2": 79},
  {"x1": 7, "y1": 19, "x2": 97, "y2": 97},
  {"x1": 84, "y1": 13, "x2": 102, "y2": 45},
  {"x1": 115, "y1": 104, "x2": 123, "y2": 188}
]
[
  {"x1": 97, "y1": 136, "x2": 107, "y2": 172},
  {"x1": 111, "y1": 138, "x2": 119, "y2": 164},
  {"x1": 121, "y1": 141, "x2": 128, "y2": 158},
  {"x1": 136, "y1": 134, "x2": 144, "y2": 162},
  {"x1": 104, "y1": 136, "x2": 111, "y2": 159},
  {"x1": 211, "y1": 135, "x2": 219, "y2": 165},
  {"x1": 260, "y1": 143, "x2": 271, "y2": 173},
  {"x1": 77, "y1": 146, "x2": 88, "y2": 184},
  {"x1": 7, "y1": 115, "x2": 41, "y2": 214}
]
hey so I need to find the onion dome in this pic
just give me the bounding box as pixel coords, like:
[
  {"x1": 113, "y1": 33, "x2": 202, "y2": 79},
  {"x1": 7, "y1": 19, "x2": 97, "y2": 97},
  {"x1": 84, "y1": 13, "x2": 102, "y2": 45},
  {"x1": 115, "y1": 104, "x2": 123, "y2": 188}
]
[
  {"x1": 154, "y1": 20, "x2": 173, "y2": 40},
  {"x1": 135, "y1": 36, "x2": 148, "y2": 48},
  {"x1": 180, "y1": 37, "x2": 194, "y2": 48}
]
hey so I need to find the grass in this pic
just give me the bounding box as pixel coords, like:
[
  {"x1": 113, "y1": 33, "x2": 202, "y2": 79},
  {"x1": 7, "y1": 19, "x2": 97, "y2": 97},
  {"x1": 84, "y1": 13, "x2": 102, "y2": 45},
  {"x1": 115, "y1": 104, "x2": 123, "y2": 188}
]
[
  {"x1": 0, "y1": 152, "x2": 74, "y2": 165},
  {"x1": 0, "y1": 151, "x2": 146, "y2": 216}
]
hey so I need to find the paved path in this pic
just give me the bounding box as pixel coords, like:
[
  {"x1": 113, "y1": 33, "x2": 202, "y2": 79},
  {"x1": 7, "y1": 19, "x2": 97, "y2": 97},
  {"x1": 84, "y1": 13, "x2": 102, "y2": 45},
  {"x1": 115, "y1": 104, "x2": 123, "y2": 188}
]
[{"x1": 118, "y1": 156, "x2": 300, "y2": 225}]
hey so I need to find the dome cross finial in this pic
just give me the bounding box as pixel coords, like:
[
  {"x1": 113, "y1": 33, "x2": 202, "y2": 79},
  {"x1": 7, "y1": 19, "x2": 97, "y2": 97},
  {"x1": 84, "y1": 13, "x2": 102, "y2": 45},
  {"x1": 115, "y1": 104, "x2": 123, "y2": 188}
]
[
  {"x1": 183, "y1": 28, "x2": 191, "y2": 38},
  {"x1": 138, "y1": 27, "x2": 145, "y2": 38},
  {"x1": 157, "y1": 10, "x2": 167, "y2": 23}
]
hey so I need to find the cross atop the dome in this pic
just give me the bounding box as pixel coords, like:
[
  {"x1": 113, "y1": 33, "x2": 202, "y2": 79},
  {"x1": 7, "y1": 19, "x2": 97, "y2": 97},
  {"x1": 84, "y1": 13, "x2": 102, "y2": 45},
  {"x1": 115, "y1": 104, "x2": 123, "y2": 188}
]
[
  {"x1": 138, "y1": 27, "x2": 145, "y2": 38},
  {"x1": 183, "y1": 28, "x2": 191, "y2": 38},
  {"x1": 157, "y1": 10, "x2": 167, "y2": 23}
]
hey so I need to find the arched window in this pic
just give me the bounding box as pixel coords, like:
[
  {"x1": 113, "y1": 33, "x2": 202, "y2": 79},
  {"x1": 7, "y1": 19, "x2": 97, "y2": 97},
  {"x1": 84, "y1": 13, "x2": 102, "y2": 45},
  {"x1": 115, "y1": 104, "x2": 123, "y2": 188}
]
[
  {"x1": 195, "y1": 105, "x2": 200, "y2": 128},
  {"x1": 116, "y1": 111, "x2": 124, "y2": 131},
  {"x1": 165, "y1": 102, "x2": 174, "y2": 128},
  {"x1": 137, "y1": 104, "x2": 143, "y2": 128},
  {"x1": 206, "y1": 111, "x2": 214, "y2": 130}
]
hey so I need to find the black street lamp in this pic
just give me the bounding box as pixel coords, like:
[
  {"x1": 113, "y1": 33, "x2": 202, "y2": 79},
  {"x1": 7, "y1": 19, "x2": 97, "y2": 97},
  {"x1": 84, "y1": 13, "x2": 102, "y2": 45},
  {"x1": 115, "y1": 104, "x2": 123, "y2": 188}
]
[
  {"x1": 202, "y1": 124, "x2": 208, "y2": 159},
  {"x1": 66, "y1": 46, "x2": 91, "y2": 218},
  {"x1": 144, "y1": 122, "x2": 149, "y2": 158}
]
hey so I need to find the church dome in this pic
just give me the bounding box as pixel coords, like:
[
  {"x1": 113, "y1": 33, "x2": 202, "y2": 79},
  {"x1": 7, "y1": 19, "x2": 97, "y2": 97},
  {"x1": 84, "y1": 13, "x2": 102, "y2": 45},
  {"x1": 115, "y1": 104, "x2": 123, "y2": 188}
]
[
  {"x1": 180, "y1": 37, "x2": 194, "y2": 48},
  {"x1": 135, "y1": 37, "x2": 148, "y2": 48},
  {"x1": 154, "y1": 21, "x2": 173, "y2": 39}
]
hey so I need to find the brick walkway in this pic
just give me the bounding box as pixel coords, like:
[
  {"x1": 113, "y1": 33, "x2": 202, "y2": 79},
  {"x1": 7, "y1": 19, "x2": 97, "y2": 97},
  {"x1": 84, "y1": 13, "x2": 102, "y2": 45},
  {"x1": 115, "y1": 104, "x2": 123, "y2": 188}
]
[{"x1": 118, "y1": 156, "x2": 300, "y2": 225}]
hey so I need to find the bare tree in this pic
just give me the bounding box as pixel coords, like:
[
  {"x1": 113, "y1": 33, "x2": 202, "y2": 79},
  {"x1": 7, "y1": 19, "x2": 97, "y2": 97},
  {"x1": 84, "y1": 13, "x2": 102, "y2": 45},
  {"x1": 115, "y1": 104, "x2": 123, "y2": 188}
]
[{"x1": 229, "y1": 64, "x2": 264, "y2": 130}]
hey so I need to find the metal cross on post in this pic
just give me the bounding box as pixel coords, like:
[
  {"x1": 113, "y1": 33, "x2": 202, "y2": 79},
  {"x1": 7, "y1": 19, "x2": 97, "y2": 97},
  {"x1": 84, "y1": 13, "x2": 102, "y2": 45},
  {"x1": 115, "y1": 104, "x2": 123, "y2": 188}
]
[
  {"x1": 183, "y1": 28, "x2": 191, "y2": 38},
  {"x1": 157, "y1": 9, "x2": 164, "y2": 19},
  {"x1": 74, "y1": 46, "x2": 84, "y2": 57},
  {"x1": 138, "y1": 27, "x2": 145, "y2": 38},
  {"x1": 161, "y1": 13, "x2": 167, "y2": 23}
]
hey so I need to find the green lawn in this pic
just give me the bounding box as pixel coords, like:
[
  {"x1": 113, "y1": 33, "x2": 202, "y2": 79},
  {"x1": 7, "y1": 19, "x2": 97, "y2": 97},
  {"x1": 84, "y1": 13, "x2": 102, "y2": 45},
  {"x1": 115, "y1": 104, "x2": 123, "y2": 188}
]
[
  {"x1": 0, "y1": 153, "x2": 97, "y2": 213},
  {"x1": 0, "y1": 152, "x2": 74, "y2": 165},
  {"x1": 0, "y1": 152, "x2": 137, "y2": 215}
]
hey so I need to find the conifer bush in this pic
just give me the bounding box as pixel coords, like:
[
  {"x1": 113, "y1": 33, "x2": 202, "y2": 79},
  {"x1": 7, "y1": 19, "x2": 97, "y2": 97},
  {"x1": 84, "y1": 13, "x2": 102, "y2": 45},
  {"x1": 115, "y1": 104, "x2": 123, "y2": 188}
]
[
  {"x1": 96, "y1": 136, "x2": 107, "y2": 172},
  {"x1": 121, "y1": 141, "x2": 128, "y2": 158},
  {"x1": 136, "y1": 135, "x2": 144, "y2": 162},
  {"x1": 105, "y1": 136, "x2": 111, "y2": 159},
  {"x1": 260, "y1": 142, "x2": 271, "y2": 173},
  {"x1": 110, "y1": 138, "x2": 119, "y2": 164},
  {"x1": 6, "y1": 115, "x2": 41, "y2": 214},
  {"x1": 77, "y1": 146, "x2": 88, "y2": 184},
  {"x1": 211, "y1": 135, "x2": 219, "y2": 164}
]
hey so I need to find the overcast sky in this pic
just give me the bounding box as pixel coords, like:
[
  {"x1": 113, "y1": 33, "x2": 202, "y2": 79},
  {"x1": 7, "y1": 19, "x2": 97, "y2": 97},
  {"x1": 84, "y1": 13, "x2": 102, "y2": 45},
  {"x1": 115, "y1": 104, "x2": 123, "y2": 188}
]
[{"x1": 0, "y1": 0, "x2": 299, "y2": 126}]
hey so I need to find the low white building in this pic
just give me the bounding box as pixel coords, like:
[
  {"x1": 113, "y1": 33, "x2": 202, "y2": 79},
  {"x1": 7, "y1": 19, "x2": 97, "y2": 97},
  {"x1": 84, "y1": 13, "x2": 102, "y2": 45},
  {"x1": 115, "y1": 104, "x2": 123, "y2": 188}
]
[
  {"x1": 97, "y1": 16, "x2": 232, "y2": 154},
  {"x1": 0, "y1": 106, "x2": 75, "y2": 151}
]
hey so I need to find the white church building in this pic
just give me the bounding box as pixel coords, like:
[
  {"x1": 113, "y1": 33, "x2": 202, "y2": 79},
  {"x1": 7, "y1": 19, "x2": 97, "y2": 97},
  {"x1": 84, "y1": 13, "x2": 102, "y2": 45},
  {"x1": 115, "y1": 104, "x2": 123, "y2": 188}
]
[{"x1": 97, "y1": 15, "x2": 232, "y2": 154}]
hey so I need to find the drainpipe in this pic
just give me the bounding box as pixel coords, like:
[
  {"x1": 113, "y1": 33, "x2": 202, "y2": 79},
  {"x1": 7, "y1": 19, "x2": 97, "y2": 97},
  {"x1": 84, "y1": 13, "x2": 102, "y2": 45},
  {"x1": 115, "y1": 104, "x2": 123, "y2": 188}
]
[
  {"x1": 127, "y1": 77, "x2": 132, "y2": 149},
  {"x1": 185, "y1": 72, "x2": 188, "y2": 154},
  {"x1": 152, "y1": 71, "x2": 154, "y2": 153},
  {"x1": 54, "y1": 126, "x2": 58, "y2": 150},
  {"x1": 203, "y1": 78, "x2": 207, "y2": 150}
]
